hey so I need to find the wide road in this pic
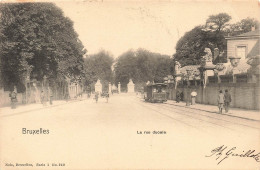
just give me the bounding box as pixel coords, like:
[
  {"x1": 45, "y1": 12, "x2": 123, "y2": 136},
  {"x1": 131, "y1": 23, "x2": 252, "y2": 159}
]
[{"x1": 0, "y1": 94, "x2": 259, "y2": 169}]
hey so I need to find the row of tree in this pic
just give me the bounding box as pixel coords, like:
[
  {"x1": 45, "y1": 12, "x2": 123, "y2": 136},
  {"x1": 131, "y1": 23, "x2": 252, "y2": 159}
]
[
  {"x1": 86, "y1": 14, "x2": 260, "y2": 88},
  {"x1": 0, "y1": 3, "x2": 172, "y2": 94},
  {"x1": 114, "y1": 49, "x2": 174, "y2": 86},
  {"x1": 0, "y1": 3, "x2": 86, "y2": 92},
  {"x1": 81, "y1": 49, "x2": 174, "y2": 90},
  {"x1": 174, "y1": 13, "x2": 259, "y2": 66},
  {"x1": 83, "y1": 50, "x2": 114, "y2": 91},
  {"x1": 1, "y1": 4, "x2": 258, "y2": 94}
]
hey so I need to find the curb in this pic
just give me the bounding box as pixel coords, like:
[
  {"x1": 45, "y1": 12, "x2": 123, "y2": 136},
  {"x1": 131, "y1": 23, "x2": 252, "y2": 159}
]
[
  {"x1": 166, "y1": 102, "x2": 260, "y2": 122},
  {"x1": 0, "y1": 99, "x2": 86, "y2": 118}
]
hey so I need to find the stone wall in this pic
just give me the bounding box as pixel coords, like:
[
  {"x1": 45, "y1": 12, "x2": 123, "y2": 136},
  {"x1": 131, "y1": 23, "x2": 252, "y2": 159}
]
[
  {"x1": 170, "y1": 82, "x2": 260, "y2": 110},
  {"x1": 0, "y1": 80, "x2": 80, "y2": 107},
  {"x1": 0, "y1": 89, "x2": 24, "y2": 107}
]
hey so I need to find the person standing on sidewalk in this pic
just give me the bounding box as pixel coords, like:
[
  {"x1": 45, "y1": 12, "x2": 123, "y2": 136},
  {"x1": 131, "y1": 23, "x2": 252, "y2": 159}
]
[
  {"x1": 94, "y1": 92, "x2": 99, "y2": 103},
  {"x1": 176, "y1": 91, "x2": 180, "y2": 103},
  {"x1": 9, "y1": 90, "x2": 17, "y2": 109},
  {"x1": 49, "y1": 88, "x2": 53, "y2": 105},
  {"x1": 217, "y1": 90, "x2": 224, "y2": 114},
  {"x1": 40, "y1": 90, "x2": 46, "y2": 106},
  {"x1": 105, "y1": 92, "x2": 109, "y2": 103},
  {"x1": 191, "y1": 90, "x2": 197, "y2": 105},
  {"x1": 64, "y1": 90, "x2": 69, "y2": 102},
  {"x1": 224, "y1": 89, "x2": 232, "y2": 113}
]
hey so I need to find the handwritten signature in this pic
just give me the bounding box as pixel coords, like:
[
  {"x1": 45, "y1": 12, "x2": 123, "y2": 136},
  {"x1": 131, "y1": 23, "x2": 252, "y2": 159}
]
[{"x1": 206, "y1": 145, "x2": 260, "y2": 165}]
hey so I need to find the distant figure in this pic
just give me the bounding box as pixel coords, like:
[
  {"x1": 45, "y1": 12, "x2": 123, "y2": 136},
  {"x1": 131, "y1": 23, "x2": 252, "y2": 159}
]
[
  {"x1": 105, "y1": 92, "x2": 109, "y2": 103},
  {"x1": 64, "y1": 91, "x2": 69, "y2": 102},
  {"x1": 224, "y1": 89, "x2": 232, "y2": 113},
  {"x1": 180, "y1": 91, "x2": 184, "y2": 101},
  {"x1": 95, "y1": 92, "x2": 99, "y2": 103},
  {"x1": 40, "y1": 91, "x2": 46, "y2": 106},
  {"x1": 49, "y1": 89, "x2": 53, "y2": 105},
  {"x1": 191, "y1": 90, "x2": 197, "y2": 105},
  {"x1": 176, "y1": 91, "x2": 180, "y2": 103},
  {"x1": 9, "y1": 90, "x2": 17, "y2": 109},
  {"x1": 217, "y1": 90, "x2": 224, "y2": 114},
  {"x1": 78, "y1": 92, "x2": 83, "y2": 100}
]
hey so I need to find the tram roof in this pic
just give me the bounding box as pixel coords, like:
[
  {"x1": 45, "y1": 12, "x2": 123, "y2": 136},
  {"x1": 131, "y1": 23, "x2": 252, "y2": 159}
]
[{"x1": 146, "y1": 83, "x2": 167, "y2": 87}]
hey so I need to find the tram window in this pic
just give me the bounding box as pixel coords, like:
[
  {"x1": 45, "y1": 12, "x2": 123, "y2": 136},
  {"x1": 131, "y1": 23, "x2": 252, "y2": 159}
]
[{"x1": 157, "y1": 86, "x2": 163, "y2": 93}]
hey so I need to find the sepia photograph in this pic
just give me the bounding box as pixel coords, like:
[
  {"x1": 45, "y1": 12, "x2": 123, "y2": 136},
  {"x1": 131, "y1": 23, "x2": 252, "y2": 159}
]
[{"x1": 0, "y1": 0, "x2": 260, "y2": 169}]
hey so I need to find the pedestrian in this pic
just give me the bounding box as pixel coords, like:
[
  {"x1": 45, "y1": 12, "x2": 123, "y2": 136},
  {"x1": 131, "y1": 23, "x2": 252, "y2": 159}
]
[
  {"x1": 49, "y1": 88, "x2": 53, "y2": 105},
  {"x1": 40, "y1": 90, "x2": 46, "y2": 106},
  {"x1": 180, "y1": 91, "x2": 184, "y2": 101},
  {"x1": 105, "y1": 92, "x2": 109, "y2": 103},
  {"x1": 224, "y1": 89, "x2": 232, "y2": 113},
  {"x1": 186, "y1": 89, "x2": 191, "y2": 106},
  {"x1": 176, "y1": 91, "x2": 180, "y2": 103},
  {"x1": 191, "y1": 90, "x2": 197, "y2": 105},
  {"x1": 95, "y1": 92, "x2": 99, "y2": 103},
  {"x1": 9, "y1": 90, "x2": 17, "y2": 109},
  {"x1": 217, "y1": 90, "x2": 224, "y2": 114},
  {"x1": 64, "y1": 90, "x2": 69, "y2": 102}
]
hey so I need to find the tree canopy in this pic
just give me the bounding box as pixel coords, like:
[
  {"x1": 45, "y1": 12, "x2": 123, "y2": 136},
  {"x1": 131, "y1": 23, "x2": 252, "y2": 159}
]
[
  {"x1": 227, "y1": 17, "x2": 260, "y2": 36},
  {"x1": 114, "y1": 49, "x2": 174, "y2": 86},
  {"x1": 83, "y1": 50, "x2": 114, "y2": 87},
  {"x1": 174, "y1": 13, "x2": 259, "y2": 66},
  {"x1": 0, "y1": 3, "x2": 86, "y2": 91},
  {"x1": 206, "y1": 13, "x2": 232, "y2": 32}
]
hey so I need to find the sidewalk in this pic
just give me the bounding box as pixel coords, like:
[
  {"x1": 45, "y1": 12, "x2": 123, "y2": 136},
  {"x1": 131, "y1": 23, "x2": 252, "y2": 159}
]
[
  {"x1": 0, "y1": 98, "x2": 85, "y2": 117},
  {"x1": 166, "y1": 100, "x2": 260, "y2": 121}
]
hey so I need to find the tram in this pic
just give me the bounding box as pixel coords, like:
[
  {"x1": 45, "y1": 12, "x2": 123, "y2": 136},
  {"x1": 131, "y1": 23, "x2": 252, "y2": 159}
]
[{"x1": 144, "y1": 83, "x2": 167, "y2": 103}]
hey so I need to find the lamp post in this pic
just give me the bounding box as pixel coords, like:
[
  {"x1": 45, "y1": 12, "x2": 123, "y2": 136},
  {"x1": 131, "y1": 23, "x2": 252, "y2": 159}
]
[
  {"x1": 186, "y1": 69, "x2": 192, "y2": 106},
  {"x1": 118, "y1": 82, "x2": 121, "y2": 93}
]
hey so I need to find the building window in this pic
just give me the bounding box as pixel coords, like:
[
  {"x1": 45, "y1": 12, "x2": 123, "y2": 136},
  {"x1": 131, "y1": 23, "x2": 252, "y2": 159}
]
[{"x1": 236, "y1": 46, "x2": 247, "y2": 59}]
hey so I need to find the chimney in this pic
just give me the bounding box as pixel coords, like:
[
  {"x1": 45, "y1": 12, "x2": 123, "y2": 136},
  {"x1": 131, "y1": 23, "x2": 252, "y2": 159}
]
[{"x1": 251, "y1": 26, "x2": 255, "y2": 31}]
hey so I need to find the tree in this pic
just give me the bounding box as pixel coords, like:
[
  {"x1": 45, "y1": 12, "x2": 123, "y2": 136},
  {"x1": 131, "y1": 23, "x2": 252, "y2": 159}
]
[
  {"x1": 206, "y1": 13, "x2": 232, "y2": 32},
  {"x1": 228, "y1": 17, "x2": 260, "y2": 36},
  {"x1": 154, "y1": 55, "x2": 174, "y2": 82},
  {"x1": 174, "y1": 13, "x2": 232, "y2": 66},
  {"x1": 114, "y1": 50, "x2": 137, "y2": 85},
  {"x1": 0, "y1": 3, "x2": 86, "y2": 92},
  {"x1": 114, "y1": 49, "x2": 173, "y2": 86},
  {"x1": 83, "y1": 50, "x2": 114, "y2": 88},
  {"x1": 174, "y1": 26, "x2": 210, "y2": 66},
  {"x1": 173, "y1": 13, "x2": 260, "y2": 66}
]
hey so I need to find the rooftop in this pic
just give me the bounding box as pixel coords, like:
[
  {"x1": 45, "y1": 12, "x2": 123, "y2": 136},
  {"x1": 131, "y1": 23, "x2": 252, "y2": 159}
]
[
  {"x1": 237, "y1": 29, "x2": 260, "y2": 37},
  {"x1": 247, "y1": 39, "x2": 260, "y2": 58},
  {"x1": 225, "y1": 29, "x2": 260, "y2": 40}
]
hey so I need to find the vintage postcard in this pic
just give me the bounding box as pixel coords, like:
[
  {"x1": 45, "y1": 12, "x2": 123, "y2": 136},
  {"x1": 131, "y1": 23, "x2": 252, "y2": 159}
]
[{"x1": 0, "y1": 0, "x2": 260, "y2": 169}]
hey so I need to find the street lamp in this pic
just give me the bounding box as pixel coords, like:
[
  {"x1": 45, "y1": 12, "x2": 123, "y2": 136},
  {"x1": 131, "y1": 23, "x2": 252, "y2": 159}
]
[{"x1": 186, "y1": 69, "x2": 192, "y2": 106}]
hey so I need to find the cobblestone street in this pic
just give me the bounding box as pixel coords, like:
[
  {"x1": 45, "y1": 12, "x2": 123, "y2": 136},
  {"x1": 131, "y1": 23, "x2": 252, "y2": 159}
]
[{"x1": 1, "y1": 94, "x2": 259, "y2": 169}]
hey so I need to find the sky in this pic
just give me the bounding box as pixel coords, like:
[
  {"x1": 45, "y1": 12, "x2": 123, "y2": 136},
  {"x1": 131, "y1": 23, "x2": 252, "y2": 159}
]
[{"x1": 52, "y1": 0, "x2": 260, "y2": 58}]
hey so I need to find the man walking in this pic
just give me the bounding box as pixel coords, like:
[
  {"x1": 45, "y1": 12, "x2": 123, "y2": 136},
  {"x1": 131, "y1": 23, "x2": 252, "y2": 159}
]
[
  {"x1": 49, "y1": 88, "x2": 53, "y2": 105},
  {"x1": 9, "y1": 90, "x2": 17, "y2": 109},
  {"x1": 105, "y1": 92, "x2": 109, "y2": 103},
  {"x1": 191, "y1": 89, "x2": 197, "y2": 105},
  {"x1": 224, "y1": 89, "x2": 232, "y2": 113},
  {"x1": 94, "y1": 92, "x2": 99, "y2": 103},
  {"x1": 217, "y1": 90, "x2": 224, "y2": 114},
  {"x1": 176, "y1": 91, "x2": 180, "y2": 103},
  {"x1": 40, "y1": 90, "x2": 46, "y2": 106}
]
